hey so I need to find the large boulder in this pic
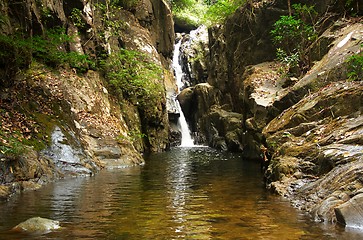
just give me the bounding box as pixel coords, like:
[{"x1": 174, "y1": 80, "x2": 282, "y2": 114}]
[
  {"x1": 201, "y1": 106, "x2": 244, "y2": 151},
  {"x1": 335, "y1": 193, "x2": 363, "y2": 228}
]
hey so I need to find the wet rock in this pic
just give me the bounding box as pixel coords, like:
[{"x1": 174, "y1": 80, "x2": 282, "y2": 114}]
[
  {"x1": 179, "y1": 26, "x2": 209, "y2": 87},
  {"x1": 203, "y1": 106, "x2": 244, "y2": 152},
  {"x1": 177, "y1": 87, "x2": 194, "y2": 117},
  {"x1": 335, "y1": 193, "x2": 363, "y2": 228},
  {"x1": 238, "y1": 62, "x2": 287, "y2": 158},
  {"x1": 263, "y1": 81, "x2": 363, "y2": 222},
  {"x1": 174, "y1": 17, "x2": 198, "y2": 33},
  {"x1": 12, "y1": 217, "x2": 61, "y2": 233},
  {"x1": 42, "y1": 126, "x2": 95, "y2": 175},
  {"x1": 0, "y1": 185, "x2": 11, "y2": 200}
]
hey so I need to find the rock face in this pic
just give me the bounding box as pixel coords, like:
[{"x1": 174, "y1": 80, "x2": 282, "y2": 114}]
[
  {"x1": 0, "y1": 0, "x2": 175, "y2": 199},
  {"x1": 263, "y1": 80, "x2": 363, "y2": 222},
  {"x1": 180, "y1": 2, "x2": 285, "y2": 154},
  {"x1": 179, "y1": 25, "x2": 209, "y2": 88},
  {"x1": 335, "y1": 193, "x2": 363, "y2": 228},
  {"x1": 184, "y1": 0, "x2": 363, "y2": 226},
  {"x1": 261, "y1": 22, "x2": 363, "y2": 223}
]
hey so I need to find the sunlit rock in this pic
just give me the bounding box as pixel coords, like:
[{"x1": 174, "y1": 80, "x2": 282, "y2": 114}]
[
  {"x1": 12, "y1": 217, "x2": 61, "y2": 233},
  {"x1": 263, "y1": 80, "x2": 363, "y2": 222},
  {"x1": 335, "y1": 193, "x2": 363, "y2": 229}
]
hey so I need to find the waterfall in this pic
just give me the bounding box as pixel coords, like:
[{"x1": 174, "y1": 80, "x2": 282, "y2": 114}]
[{"x1": 173, "y1": 39, "x2": 194, "y2": 147}]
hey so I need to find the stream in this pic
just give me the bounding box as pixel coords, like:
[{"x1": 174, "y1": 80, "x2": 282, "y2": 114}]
[{"x1": 1, "y1": 147, "x2": 362, "y2": 239}]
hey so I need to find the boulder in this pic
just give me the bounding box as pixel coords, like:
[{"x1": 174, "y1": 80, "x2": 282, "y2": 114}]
[
  {"x1": 177, "y1": 87, "x2": 194, "y2": 117},
  {"x1": 202, "y1": 106, "x2": 244, "y2": 151},
  {"x1": 335, "y1": 193, "x2": 363, "y2": 228}
]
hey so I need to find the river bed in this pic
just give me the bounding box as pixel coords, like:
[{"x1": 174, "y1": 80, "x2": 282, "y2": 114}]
[{"x1": 0, "y1": 147, "x2": 362, "y2": 239}]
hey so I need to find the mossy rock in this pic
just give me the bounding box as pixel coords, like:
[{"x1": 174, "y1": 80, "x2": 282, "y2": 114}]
[{"x1": 12, "y1": 217, "x2": 61, "y2": 233}]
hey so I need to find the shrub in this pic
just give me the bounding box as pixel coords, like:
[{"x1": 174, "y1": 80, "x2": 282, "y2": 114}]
[
  {"x1": 103, "y1": 49, "x2": 164, "y2": 111},
  {"x1": 0, "y1": 130, "x2": 26, "y2": 159},
  {"x1": 172, "y1": 0, "x2": 207, "y2": 27},
  {"x1": 171, "y1": 0, "x2": 245, "y2": 27},
  {"x1": 0, "y1": 33, "x2": 32, "y2": 86},
  {"x1": 347, "y1": 51, "x2": 363, "y2": 81},
  {"x1": 70, "y1": 8, "x2": 86, "y2": 29},
  {"x1": 0, "y1": 28, "x2": 95, "y2": 78},
  {"x1": 94, "y1": 1, "x2": 127, "y2": 40},
  {"x1": 275, "y1": 48, "x2": 300, "y2": 74},
  {"x1": 270, "y1": 4, "x2": 318, "y2": 75},
  {"x1": 270, "y1": 15, "x2": 316, "y2": 54},
  {"x1": 203, "y1": 0, "x2": 244, "y2": 25}
]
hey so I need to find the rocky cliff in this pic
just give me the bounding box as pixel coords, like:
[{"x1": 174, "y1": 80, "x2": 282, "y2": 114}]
[
  {"x1": 0, "y1": 0, "x2": 175, "y2": 199},
  {"x1": 177, "y1": 0, "x2": 363, "y2": 227}
]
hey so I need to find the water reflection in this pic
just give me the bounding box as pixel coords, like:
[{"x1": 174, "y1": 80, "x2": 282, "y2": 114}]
[
  {"x1": 0, "y1": 147, "x2": 363, "y2": 239},
  {"x1": 166, "y1": 148, "x2": 212, "y2": 238}
]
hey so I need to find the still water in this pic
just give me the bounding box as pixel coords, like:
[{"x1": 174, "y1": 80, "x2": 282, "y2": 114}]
[{"x1": 0, "y1": 147, "x2": 362, "y2": 239}]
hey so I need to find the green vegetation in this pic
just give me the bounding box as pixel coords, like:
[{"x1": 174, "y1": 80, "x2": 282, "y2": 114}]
[
  {"x1": 117, "y1": 130, "x2": 146, "y2": 144},
  {"x1": 270, "y1": 4, "x2": 318, "y2": 75},
  {"x1": 344, "y1": 0, "x2": 361, "y2": 16},
  {"x1": 171, "y1": 0, "x2": 245, "y2": 27},
  {"x1": 0, "y1": 27, "x2": 94, "y2": 80},
  {"x1": 116, "y1": 0, "x2": 140, "y2": 9},
  {"x1": 70, "y1": 8, "x2": 85, "y2": 29},
  {"x1": 0, "y1": 33, "x2": 32, "y2": 84},
  {"x1": 94, "y1": 2, "x2": 126, "y2": 37},
  {"x1": 0, "y1": 130, "x2": 26, "y2": 159},
  {"x1": 347, "y1": 47, "x2": 363, "y2": 81},
  {"x1": 102, "y1": 49, "x2": 164, "y2": 114},
  {"x1": 172, "y1": 0, "x2": 206, "y2": 27},
  {"x1": 203, "y1": 0, "x2": 244, "y2": 25}
]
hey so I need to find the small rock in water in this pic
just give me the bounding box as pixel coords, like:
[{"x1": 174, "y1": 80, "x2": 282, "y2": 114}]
[{"x1": 12, "y1": 217, "x2": 61, "y2": 233}]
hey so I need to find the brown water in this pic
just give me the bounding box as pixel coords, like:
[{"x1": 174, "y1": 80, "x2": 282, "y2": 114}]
[{"x1": 0, "y1": 147, "x2": 363, "y2": 239}]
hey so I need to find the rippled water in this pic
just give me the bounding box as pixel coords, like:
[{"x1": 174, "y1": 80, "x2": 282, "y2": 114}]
[{"x1": 1, "y1": 147, "x2": 363, "y2": 239}]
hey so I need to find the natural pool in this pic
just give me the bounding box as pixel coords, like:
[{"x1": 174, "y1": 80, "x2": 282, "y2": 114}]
[{"x1": 0, "y1": 147, "x2": 362, "y2": 239}]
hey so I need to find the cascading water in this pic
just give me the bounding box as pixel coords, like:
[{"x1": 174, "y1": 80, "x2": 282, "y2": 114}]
[{"x1": 172, "y1": 39, "x2": 194, "y2": 147}]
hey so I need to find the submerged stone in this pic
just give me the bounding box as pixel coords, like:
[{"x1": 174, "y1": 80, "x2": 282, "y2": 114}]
[{"x1": 12, "y1": 217, "x2": 61, "y2": 233}]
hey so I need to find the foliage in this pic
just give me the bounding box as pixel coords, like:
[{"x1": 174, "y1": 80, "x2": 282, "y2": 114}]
[
  {"x1": 94, "y1": 1, "x2": 127, "y2": 39},
  {"x1": 203, "y1": 0, "x2": 244, "y2": 25},
  {"x1": 115, "y1": 0, "x2": 140, "y2": 9},
  {"x1": 33, "y1": 28, "x2": 95, "y2": 72},
  {"x1": 0, "y1": 130, "x2": 26, "y2": 159},
  {"x1": 70, "y1": 8, "x2": 85, "y2": 29},
  {"x1": 0, "y1": 28, "x2": 94, "y2": 77},
  {"x1": 270, "y1": 15, "x2": 316, "y2": 54},
  {"x1": 171, "y1": 0, "x2": 244, "y2": 27},
  {"x1": 347, "y1": 50, "x2": 363, "y2": 81},
  {"x1": 172, "y1": 0, "x2": 207, "y2": 27},
  {"x1": 171, "y1": 0, "x2": 196, "y2": 8},
  {"x1": 117, "y1": 130, "x2": 146, "y2": 144},
  {"x1": 275, "y1": 48, "x2": 299, "y2": 74},
  {"x1": 103, "y1": 49, "x2": 164, "y2": 111},
  {"x1": 270, "y1": 4, "x2": 318, "y2": 75},
  {"x1": 292, "y1": 3, "x2": 317, "y2": 25},
  {"x1": 0, "y1": 33, "x2": 32, "y2": 70}
]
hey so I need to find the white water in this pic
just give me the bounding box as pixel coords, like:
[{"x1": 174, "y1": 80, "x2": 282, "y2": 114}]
[{"x1": 173, "y1": 39, "x2": 194, "y2": 147}]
